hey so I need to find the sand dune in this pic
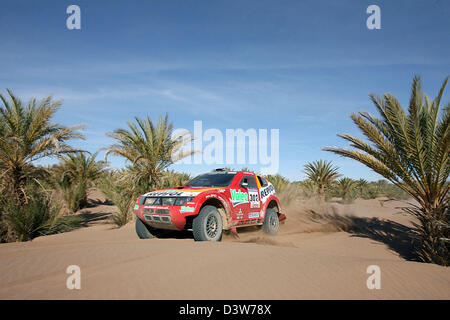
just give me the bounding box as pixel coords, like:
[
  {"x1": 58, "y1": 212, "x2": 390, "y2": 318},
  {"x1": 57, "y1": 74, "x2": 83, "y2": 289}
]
[{"x1": 0, "y1": 191, "x2": 448, "y2": 300}]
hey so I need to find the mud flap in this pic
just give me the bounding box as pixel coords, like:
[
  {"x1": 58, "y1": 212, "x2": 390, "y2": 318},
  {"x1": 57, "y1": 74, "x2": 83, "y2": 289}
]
[{"x1": 230, "y1": 226, "x2": 239, "y2": 238}]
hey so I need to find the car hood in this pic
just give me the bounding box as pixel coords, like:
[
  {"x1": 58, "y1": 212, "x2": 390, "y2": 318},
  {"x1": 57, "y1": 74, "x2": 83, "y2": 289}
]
[{"x1": 142, "y1": 187, "x2": 224, "y2": 198}]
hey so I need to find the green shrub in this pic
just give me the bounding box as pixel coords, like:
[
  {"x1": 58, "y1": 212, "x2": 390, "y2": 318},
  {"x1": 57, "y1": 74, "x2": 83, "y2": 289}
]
[
  {"x1": 159, "y1": 170, "x2": 191, "y2": 189},
  {"x1": 265, "y1": 174, "x2": 290, "y2": 194},
  {"x1": 55, "y1": 175, "x2": 87, "y2": 213},
  {"x1": 3, "y1": 191, "x2": 84, "y2": 242},
  {"x1": 97, "y1": 174, "x2": 135, "y2": 227}
]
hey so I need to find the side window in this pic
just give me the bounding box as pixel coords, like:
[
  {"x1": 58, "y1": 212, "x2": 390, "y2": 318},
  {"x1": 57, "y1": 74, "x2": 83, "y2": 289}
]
[
  {"x1": 257, "y1": 175, "x2": 268, "y2": 187},
  {"x1": 240, "y1": 175, "x2": 257, "y2": 188}
]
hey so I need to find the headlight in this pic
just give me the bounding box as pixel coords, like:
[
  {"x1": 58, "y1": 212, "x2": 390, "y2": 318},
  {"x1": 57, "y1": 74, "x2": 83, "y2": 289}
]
[
  {"x1": 144, "y1": 197, "x2": 159, "y2": 205},
  {"x1": 174, "y1": 197, "x2": 194, "y2": 206},
  {"x1": 161, "y1": 197, "x2": 176, "y2": 206}
]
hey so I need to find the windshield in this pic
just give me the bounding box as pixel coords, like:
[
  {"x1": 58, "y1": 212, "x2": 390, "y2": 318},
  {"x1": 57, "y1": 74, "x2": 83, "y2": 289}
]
[{"x1": 185, "y1": 172, "x2": 236, "y2": 187}]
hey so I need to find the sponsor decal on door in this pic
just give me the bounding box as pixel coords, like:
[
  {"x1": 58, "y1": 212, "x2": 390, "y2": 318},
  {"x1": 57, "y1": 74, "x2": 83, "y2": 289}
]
[{"x1": 230, "y1": 189, "x2": 249, "y2": 207}]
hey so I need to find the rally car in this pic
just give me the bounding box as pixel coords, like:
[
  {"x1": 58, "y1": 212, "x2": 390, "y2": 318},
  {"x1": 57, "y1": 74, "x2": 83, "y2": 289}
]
[{"x1": 133, "y1": 169, "x2": 286, "y2": 241}]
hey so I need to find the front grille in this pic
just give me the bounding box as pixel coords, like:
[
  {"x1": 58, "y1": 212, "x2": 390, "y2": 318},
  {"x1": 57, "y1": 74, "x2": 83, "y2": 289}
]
[
  {"x1": 156, "y1": 209, "x2": 170, "y2": 215},
  {"x1": 143, "y1": 208, "x2": 154, "y2": 213},
  {"x1": 143, "y1": 214, "x2": 172, "y2": 225}
]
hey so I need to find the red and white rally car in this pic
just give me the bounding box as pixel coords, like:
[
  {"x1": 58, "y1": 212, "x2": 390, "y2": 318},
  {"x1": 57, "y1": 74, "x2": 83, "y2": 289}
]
[{"x1": 133, "y1": 169, "x2": 286, "y2": 241}]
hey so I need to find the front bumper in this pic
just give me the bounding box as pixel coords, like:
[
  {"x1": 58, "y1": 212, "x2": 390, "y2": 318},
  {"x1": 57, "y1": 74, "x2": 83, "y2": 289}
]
[{"x1": 134, "y1": 205, "x2": 196, "y2": 230}]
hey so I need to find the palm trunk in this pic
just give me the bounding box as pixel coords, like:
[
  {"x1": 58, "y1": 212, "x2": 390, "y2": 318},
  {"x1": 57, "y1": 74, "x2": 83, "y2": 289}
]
[
  {"x1": 405, "y1": 205, "x2": 449, "y2": 266},
  {"x1": 318, "y1": 184, "x2": 326, "y2": 202},
  {"x1": 12, "y1": 167, "x2": 26, "y2": 205}
]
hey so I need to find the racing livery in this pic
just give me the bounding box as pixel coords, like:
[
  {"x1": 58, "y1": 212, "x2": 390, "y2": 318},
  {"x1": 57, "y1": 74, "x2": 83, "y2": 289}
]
[{"x1": 133, "y1": 169, "x2": 286, "y2": 241}]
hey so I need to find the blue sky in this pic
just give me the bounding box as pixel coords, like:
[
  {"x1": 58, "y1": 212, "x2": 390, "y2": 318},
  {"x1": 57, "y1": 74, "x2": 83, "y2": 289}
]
[{"x1": 1, "y1": 0, "x2": 449, "y2": 181}]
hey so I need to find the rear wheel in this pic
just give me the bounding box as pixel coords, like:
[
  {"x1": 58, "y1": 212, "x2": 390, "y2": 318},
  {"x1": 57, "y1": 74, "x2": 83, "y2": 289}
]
[
  {"x1": 136, "y1": 218, "x2": 163, "y2": 239},
  {"x1": 192, "y1": 205, "x2": 223, "y2": 241},
  {"x1": 263, "y1": 208, "x2": 279, "y2": 235}
]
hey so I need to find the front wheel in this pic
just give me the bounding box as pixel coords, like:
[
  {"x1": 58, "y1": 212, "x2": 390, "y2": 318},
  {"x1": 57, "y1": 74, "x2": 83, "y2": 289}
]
[
  {"x1": 192, "y1": 205, "x2": 223, "y2": 241},
  {"x1": 136, "y1": 218, "x2": 162, "y2": 239},
  {"x1": 263, "y1": 208, "x2": 279, "y2": 235}
]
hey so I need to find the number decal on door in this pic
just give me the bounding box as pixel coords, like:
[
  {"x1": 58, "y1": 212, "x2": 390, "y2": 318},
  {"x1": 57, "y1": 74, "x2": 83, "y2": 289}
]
[{"x1": 248, "y1": 188, "x2": 260, "y2": 208}]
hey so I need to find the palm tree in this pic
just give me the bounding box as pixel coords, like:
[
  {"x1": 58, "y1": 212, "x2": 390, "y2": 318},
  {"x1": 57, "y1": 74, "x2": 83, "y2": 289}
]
[
  {"x1": 303, "y1": 160, "x2": 341, "y2": 201},
  {"x1": 56, "y1": 152, "x2": 107, "y2": 185},
  {"x1": 105, "y1": 114, "x2": 193, "y2": 193},
  {"x1": 356, "y1": 178, "x2": 369, "y2": 198},
  {"x1": 336, "y1": 177, "x2": 357, "y2": 203},
  {"x1": 324, "y1": 75, "x2": 449, "y2": 265},
  {"x1": 53, "y1": 152, "x2": 107, "y2": 211},
  {"x1": 0, "y1": 90, "x2": 84, "y2": 202}
]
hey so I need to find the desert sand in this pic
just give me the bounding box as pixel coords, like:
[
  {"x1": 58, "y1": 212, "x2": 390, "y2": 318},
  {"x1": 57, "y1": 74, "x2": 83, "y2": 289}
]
[{"x1": 0, "y1": 189, "x2": 448, "y2": 300}]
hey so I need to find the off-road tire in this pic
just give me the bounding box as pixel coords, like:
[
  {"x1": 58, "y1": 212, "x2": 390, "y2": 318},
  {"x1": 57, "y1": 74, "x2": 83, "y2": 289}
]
[
  {"x1": 263, "y1": 208, "x2": 279, "y2": 235},
  {"x1": 192, "y1": 205, "x2": 223, "y2": 241},
  {"x1": 136, "y1": 218, "x2": 162, "y2": 239}
]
